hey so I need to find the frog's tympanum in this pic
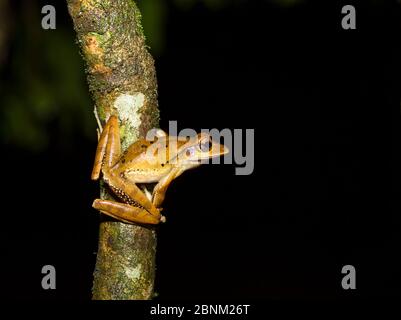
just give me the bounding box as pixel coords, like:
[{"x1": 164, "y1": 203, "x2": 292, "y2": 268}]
[{"x1": 91, "y1": 115, "x2": 229, "y2": 224}]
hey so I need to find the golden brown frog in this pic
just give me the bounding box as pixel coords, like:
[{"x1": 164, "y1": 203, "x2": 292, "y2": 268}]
[{"x1": 91, "y1": 115, "x2": 228, "y2": 224}]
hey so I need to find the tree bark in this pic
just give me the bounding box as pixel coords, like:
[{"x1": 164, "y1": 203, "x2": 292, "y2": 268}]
[{"x1": 67, "y1": 0, "x2": 160, "y2": 300}]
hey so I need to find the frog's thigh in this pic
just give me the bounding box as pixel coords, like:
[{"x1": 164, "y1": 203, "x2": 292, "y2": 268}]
[
  {"x1": 91, "y1": 115, "x2": 121, "y2": 180},
  {"x1": 93, "y1": 199, "x2": 160, "y2": 224}
]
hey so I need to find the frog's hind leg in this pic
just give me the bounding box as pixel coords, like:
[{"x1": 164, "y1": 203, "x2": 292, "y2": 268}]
[
  {"x1": 93, "y1": 199, "x2": 163, "y2": 224},
  {"x1": 104, "y1": 171, "x2": 162, "y2": 219},
  {"x1": 91, "y1": 115, "x2": 121, "y2": 180}
]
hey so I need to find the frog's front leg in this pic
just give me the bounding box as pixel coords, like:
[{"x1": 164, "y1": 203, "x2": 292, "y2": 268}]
[
  {"x1": 93, "y1": 199, "x2": 162, "y2": 224},
  {"x1": 152, "y1": 167, "x2": 183, "y2": 208}
]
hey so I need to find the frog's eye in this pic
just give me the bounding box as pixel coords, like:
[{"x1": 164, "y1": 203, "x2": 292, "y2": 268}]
[
  {"x1": 186, "y1": 147, "x2": 195, "y2": 157},
  {"x1": 199, "y1": 137, "x2": 213, "y2": 152}
]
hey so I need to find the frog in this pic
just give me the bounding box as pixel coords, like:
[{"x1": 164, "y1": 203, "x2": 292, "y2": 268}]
[{"x1": 91, "y1": 115, "x2": 229, "y2": 225}]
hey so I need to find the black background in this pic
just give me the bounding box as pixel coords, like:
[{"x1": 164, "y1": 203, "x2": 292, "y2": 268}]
[{"x1": 0, "y1": 0, "x2": 400, "y2": 301}]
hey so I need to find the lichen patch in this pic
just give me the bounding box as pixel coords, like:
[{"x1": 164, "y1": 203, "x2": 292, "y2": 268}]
[
  {"x1": 113, "y1": 92, "x2": 145, "y2": 146},
  {"x1": 125, "y1": 264, "x2": 142, "y2": 280}
]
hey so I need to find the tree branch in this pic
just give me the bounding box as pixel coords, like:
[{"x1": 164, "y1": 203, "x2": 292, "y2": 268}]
[{"x1": 67, "y1": 0, "x2": 160, "y2": 300}]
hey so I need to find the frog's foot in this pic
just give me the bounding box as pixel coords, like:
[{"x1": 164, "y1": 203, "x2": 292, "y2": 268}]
[
  {"x1": 156, "y1": 208, "x2": 166, "y2": 223},
  {"x1": 93, "y1": 199, "x2": 161, "y2": 225}
]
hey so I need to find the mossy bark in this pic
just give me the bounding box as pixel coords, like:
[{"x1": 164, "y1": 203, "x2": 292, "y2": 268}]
[{"x1": 67, "y1": 0, "x2": 160, "y2": 300}]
